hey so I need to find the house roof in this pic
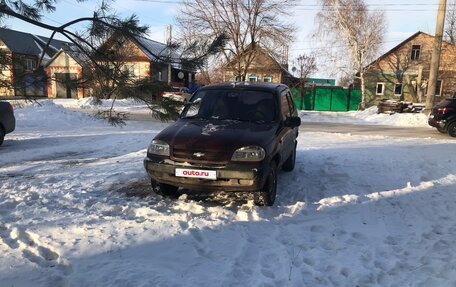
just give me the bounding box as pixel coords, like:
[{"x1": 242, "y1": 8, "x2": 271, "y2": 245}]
[
  {"x1": 224, "y1": 44, "x2": 294, "y2": 78},
  {"x1": 44, "y1": 47, "x2": 90, "y2": 68},
  {"x1": 132, "y1": 35, "x2": 182, "y2": 69},
  {"x1": 0, "y1": 27, "x2": 72, "y2": 63},
  {"x1": 367, "y1": 31, "x2": 456, "y2": 68}
]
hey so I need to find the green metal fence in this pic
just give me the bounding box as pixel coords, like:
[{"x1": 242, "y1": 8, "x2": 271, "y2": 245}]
[{"x1": 291, "y1": 86, "x2": 361, "y2": 111}]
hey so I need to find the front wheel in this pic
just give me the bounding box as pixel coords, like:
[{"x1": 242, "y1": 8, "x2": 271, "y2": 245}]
[
  {"x1": 282, "y1": 143, "x2": 296, "y2": 172},
  {"x1": 151, "y1": 179, "x2": 179, "y2": 198},
  {"x1": 448, "y1": 122, "x2": 456, "y2": 137},
  {"x1": 254, "y1": 162, "x2": 278, "y2": 206}
]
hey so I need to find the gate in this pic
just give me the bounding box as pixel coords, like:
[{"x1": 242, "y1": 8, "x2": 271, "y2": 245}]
[{"x1": 291, "y1": 86, "x2": 361, "y2": 111}]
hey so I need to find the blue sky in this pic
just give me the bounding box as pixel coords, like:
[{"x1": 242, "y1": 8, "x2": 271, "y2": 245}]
[{"x1": 3, "y1": 0, "x2": 441, "y2": 71}]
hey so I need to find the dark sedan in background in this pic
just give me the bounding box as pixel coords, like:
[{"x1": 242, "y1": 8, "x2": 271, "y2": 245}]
[
  {"x1": 0, "y1": 101, "x2": 15, "y2": 146},
  {"x1": 428, "y1": 97, "x2": 456, "y2": 137}
]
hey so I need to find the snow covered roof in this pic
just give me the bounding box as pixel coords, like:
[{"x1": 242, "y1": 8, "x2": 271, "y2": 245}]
[
  {"x1": 132, "y1": 35, "x2": 182, "y2": 69},
  {"x1": 0, "y1": 27, "x2": 71, "y2": 63}
]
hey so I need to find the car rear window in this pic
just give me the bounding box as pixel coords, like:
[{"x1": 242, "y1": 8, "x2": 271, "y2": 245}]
[{"x1": 182, "y1": 89, "x2": 277, "y2": 122}]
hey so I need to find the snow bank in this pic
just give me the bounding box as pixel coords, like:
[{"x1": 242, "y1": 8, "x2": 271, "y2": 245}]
[
  {"x1": 14, "y1": 100, "x2": 99, "y2": 130},
  {"x1": 300, "y1": 106, "x2": 430, "y2": 127},
  {"x1": 53, "y1": 97, "x2": 150, "y2": 113}
]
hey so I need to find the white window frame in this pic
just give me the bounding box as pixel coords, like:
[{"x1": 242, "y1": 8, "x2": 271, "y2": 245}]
[
  {"x1": 26, "y1": 59, "x2": 36, "y2": 71},
  {"x1": 394, "y1": 83, "x2": 403, "y2": 97},
  {"x1": 436, "y1": 79, "x2": 443, "y2": 97},
  {"x1": 158, "y1": 71, "x2": 163, "y2": 82},
  {"x1": 376, "y1": 82, "x2": 385, "y2": 96},
  {"x1": 263, "y1": 76, "x2": 273, "y2": 82},
  {"x1": 248, "y1": 74, "x2": 258, "y2": 82}
]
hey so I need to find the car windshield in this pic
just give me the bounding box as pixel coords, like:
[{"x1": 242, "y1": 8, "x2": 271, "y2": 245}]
[{"x1": 182, "y1": 89, "x2": 276, "y2": 122}]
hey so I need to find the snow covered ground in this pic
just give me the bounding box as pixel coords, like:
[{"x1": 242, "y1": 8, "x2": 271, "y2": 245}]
[
  {"x1": 300, "y1": 107, "x2": 430, "y2": 128},
  {"x1": 1, "y1": 101, "x2": 456, "y2": 287}
]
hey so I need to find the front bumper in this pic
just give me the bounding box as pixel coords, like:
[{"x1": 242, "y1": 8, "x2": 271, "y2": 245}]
[{"x1": 144, "y1": 157, "x2": 267, "y2": 192}]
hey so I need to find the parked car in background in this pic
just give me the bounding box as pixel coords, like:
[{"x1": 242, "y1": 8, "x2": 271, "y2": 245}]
[
  {"x1": 144, "y1": 82, "x2": 301, "y2": 206},
  {"x1": 0, "y1": 101, "x2": 16, "y2": 146},
  {"x1": 428, "y1": 97, "x2": 456, "y2": 137},
  {"x1": 162, "y1": 87, "x2": 192, "y2": 102}
]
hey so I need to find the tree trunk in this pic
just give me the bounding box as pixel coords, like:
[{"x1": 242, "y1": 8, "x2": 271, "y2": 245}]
[
  {"x1": 359, "y1": 71, "x2": 366, "y2": 110},
  {"x1": 405, "y1": 74, "x2": 418, "y2": 102}
]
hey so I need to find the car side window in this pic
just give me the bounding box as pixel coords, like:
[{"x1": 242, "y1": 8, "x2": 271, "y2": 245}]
[
  {"x1": 286, "y1": 92, "x2": 296, "y2": 115},
  {"x1": 281, "y1": 93, "x2": 291, "y2": 119}
]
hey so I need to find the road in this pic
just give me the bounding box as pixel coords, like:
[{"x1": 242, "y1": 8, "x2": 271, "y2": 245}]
[
  {"x1": 299, "y1": 121, "x2": 449, "y2": 139},
  {"x1": 76, "y1": 109, "x2": 450, "y2": 140}
]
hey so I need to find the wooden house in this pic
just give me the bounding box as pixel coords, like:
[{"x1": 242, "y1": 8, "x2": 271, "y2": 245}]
[
  {"x1": 223, "y1": 46, "x2": 294, "y2": 84},
  {"x1": 97, "y1": 33, "x2": 195, "y2": 87},
  {"x1": 365, "y1": 31, "x2": 456, "y2": 104},
  {"x1": 0, "y1": 28, "x2": 71, "y2": 97}
]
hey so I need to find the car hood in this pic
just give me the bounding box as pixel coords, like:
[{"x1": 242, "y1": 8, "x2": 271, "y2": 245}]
[{"x1": 155, "y1": 119, "x2": 277, "y2": 162}]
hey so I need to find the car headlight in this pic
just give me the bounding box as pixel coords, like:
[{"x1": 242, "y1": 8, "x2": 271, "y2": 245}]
[
  {"x1": 147, "y1": 140, "x2": 170, "y2": 156},
  {"x1": 231, "y1": 146, "x2": 265, "y2": 162}
]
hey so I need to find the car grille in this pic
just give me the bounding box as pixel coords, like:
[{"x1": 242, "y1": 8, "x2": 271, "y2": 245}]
[{"x1": 172, "y1": 148, "x2": 227, "y2": 163}]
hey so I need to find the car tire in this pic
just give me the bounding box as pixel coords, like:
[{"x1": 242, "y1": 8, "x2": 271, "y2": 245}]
[
  {"x1": 448, "y1": 121, "x2": 456, "y2": 137},
  {"x1": 254, "y1": 162, "x2": 277, "y2": 206},
  {"x1": 282, "y1": 143, "x2": 296, "y2": 172},
  {"x1": 0, "y1": 127, "x2": 4, "y2": 146},
  {"x1": 437, "y1": 127, "x2": 447, "y2": 133},
  {"x1": 151, "y1": 179, "x2": 179, "y2": 198}
]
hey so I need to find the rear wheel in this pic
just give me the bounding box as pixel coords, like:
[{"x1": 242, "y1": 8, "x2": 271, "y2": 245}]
[
  {"x1": 437, "y1": 127, "x2": 447, "y2": 133},
  {"x1": 254, "y1": 162, "x2": 277, "y2": 206},
  {"x1": 151, "y1": 179, "x2": 179, "y2": 198},
  {"x1": 448, "y1": 122, "x2": 456, "y2": 137}
]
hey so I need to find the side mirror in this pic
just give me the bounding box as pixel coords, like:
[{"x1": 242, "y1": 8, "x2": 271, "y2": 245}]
[{"x1": 285, "y1": 116, "x2": 301, "y2": 128}]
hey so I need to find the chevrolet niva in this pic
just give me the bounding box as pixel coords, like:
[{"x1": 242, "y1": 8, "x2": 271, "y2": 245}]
[{"x1": 144, "y1": 82, "x2": 301, "y2": 206}]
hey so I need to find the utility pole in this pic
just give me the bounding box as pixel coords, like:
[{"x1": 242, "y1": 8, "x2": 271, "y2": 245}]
[
  {"x1": 167, "y1": 24, "x2": 172, "y2": 85},
  {"x1": 425, "y1": 0, "x2": 447, "y2": 112}
]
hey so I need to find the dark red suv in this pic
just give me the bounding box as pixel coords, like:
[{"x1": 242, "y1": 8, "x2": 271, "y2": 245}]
[
  {"x1": 144, "y1": 82, "x2": 301, "y2": 206},
  {"x1": 428, "y1": 97, "x2": 456, "y2": 137}
]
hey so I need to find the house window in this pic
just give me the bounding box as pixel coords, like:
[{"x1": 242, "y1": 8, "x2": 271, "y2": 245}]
[
  {"x1": 26, "y1": 59, "x2": 36, "y2": 71},
  {"x1": 394, "y1": 83, "x2": 403, "y2": 96},
  {"x1": 411, "y1": 45, "x2": 421, "y2": 60},
  {"x1": 376, "y1": 83, "x2": 385, "y2": 96},
  {"x1": 263, "y1": 76, "x2": 273, "y2": 83},
  {"x1": 248, "y1": 74, "x2": 258, "y2": 82},
  {"x1": 158, "y1": 71, "x2": 163, "y2": 81},
  {"x1": 436, "y1": 80, "x2": 443, "y2": 96},
  {"x1": 123, "y1": 64, "x2": 134, "y2": 77}
]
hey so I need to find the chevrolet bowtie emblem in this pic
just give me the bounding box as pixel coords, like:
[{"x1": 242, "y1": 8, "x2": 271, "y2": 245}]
[{"x1": 193, "y1": 152, "x2": 205, "y2": 158}]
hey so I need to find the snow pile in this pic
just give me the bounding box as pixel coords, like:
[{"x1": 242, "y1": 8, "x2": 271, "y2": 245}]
[
  {"x1": 300, "y1": 106, "x2": 430, "y2": 127},
  {"x1": 1, "y1": 103, "x2": 456, "y2": 286},
  {"x1": 14, "y1": 100, "x2": 99, "y2": 130},
  {"x1": 53, "y1": 97, "x2": 151, "y2": 113}
]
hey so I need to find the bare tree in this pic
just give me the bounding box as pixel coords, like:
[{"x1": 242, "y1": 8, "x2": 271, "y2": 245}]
[
  {"x1": 292, "y1": 53, "x2": 317, "y2": 80},
  {"x1": 177, "y1": 0, "x2": 296, "y2": 81},
  {"x1": 445, "y1": 0, "x2": 456, "y2": 44},
  {"x1": 316, "y1": 0, "x2": 386, "y2": 109}
]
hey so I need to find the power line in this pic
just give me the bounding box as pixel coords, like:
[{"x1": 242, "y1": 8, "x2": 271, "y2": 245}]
[{"x1": 289, "y1": 39, "x2": 407, "y2": 51}]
